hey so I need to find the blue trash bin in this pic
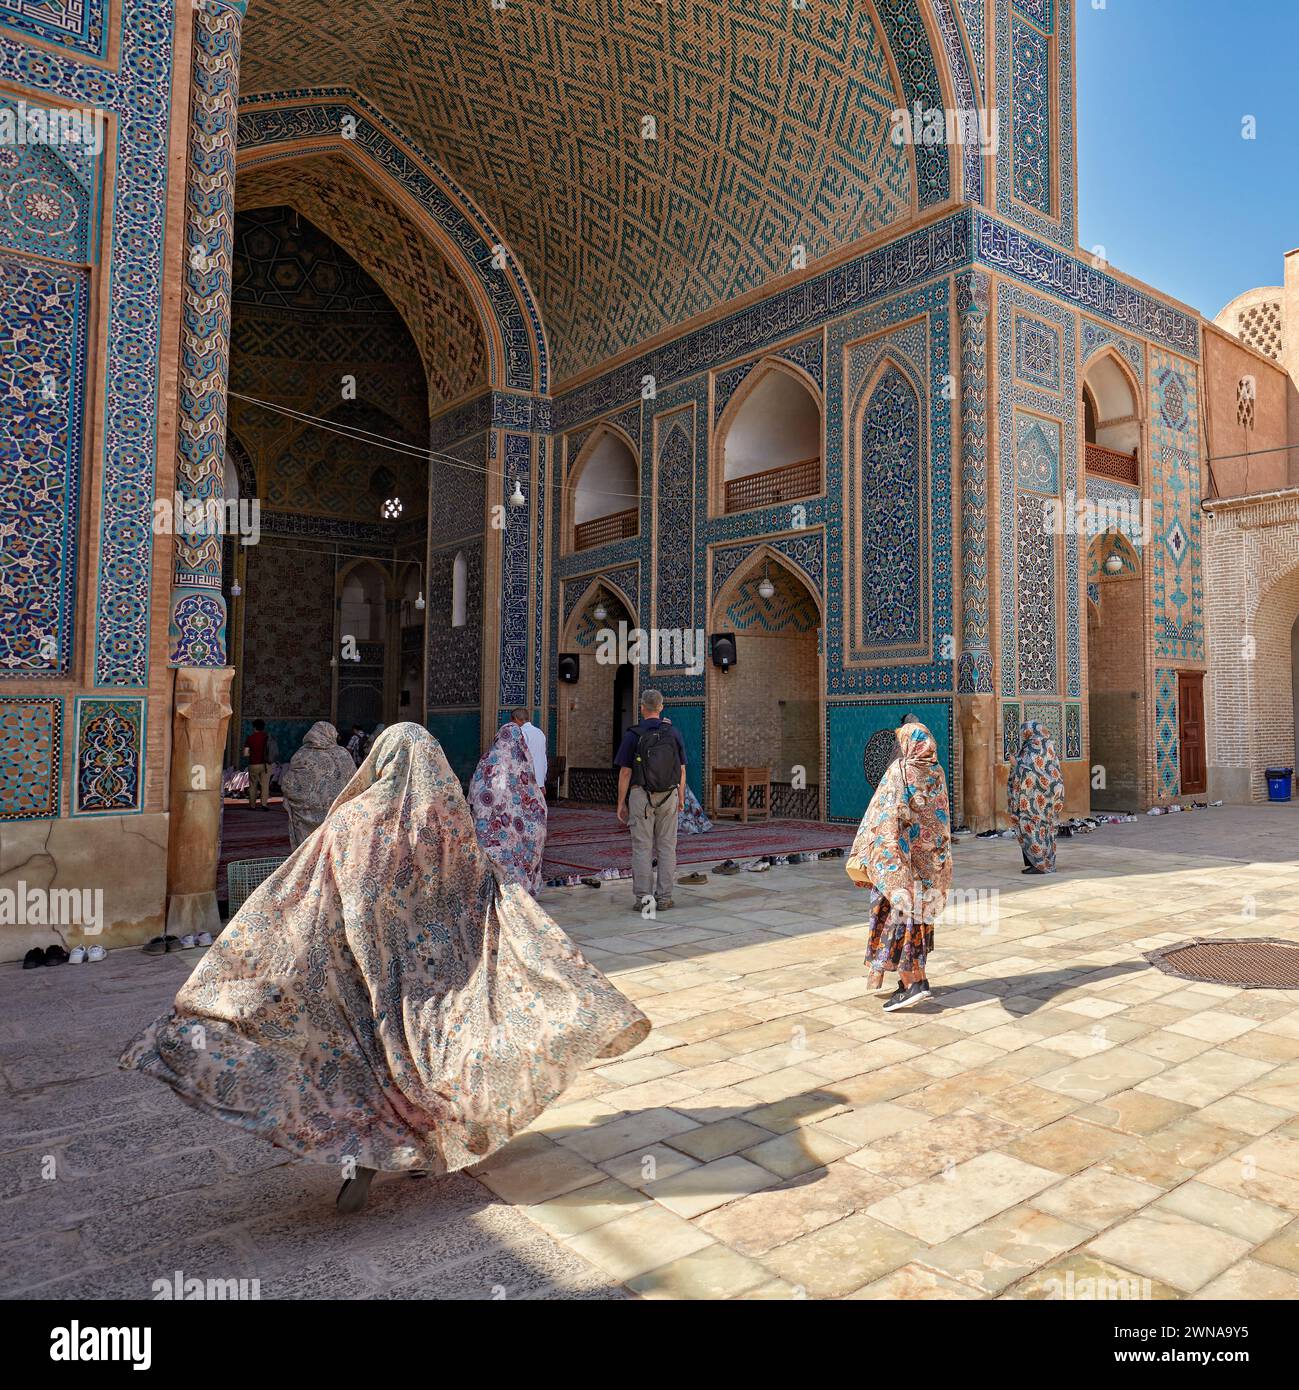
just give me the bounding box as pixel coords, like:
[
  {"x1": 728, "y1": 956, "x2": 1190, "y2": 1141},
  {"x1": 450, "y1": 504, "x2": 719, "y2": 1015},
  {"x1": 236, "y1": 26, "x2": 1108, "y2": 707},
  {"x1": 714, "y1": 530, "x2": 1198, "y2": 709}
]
[{"x1": 1264, "y1": 767, "x2": 1293, "y2": 802}]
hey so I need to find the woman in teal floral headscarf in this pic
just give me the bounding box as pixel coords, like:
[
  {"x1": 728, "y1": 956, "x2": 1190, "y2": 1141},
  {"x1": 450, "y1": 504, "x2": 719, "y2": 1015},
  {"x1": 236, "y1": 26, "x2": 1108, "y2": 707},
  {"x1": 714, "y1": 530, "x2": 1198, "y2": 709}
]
[
  {"x1": 845, "y1": 722, "x2": 952, "y2": 1011},
  {"x1": 121, "y1": 724, "x2": 649, "y2": 1212},
  {"x1": 1009, "y1": 720, "x2": 1065, "y2": 873}
]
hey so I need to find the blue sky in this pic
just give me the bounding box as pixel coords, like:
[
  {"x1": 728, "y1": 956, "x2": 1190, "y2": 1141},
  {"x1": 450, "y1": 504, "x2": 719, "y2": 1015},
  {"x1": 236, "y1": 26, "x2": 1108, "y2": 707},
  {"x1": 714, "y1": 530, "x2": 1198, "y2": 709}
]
[{"x1": 1076, "y1": 0, "x2": 1299, "y2": 319}]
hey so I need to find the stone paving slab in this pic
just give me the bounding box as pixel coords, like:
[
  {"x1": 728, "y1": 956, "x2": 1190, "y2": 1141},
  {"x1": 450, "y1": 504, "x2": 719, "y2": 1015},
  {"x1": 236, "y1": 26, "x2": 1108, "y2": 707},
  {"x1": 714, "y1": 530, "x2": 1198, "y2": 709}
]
[{"x1": 3, "y1": 804, "x2": 1299, "y2": 1298}]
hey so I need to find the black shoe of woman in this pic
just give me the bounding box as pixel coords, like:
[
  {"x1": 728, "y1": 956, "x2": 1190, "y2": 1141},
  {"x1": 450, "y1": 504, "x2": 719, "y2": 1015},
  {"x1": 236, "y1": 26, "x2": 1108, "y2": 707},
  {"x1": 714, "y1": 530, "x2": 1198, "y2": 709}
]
[{"x1": 336, "y1": 1167, "x2": 377, "y2": 1214}]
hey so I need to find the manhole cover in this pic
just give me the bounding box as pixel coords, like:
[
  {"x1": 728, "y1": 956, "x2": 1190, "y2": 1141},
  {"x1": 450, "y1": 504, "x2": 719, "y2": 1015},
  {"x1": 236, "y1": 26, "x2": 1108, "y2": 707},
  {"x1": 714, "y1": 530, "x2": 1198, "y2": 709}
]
[
  {"x1": 863, "y1": 728, "x2": 899, "y2": 789},
  {"x1": 1145, "y1": 938, "x2": 1299, "y2": 990}
]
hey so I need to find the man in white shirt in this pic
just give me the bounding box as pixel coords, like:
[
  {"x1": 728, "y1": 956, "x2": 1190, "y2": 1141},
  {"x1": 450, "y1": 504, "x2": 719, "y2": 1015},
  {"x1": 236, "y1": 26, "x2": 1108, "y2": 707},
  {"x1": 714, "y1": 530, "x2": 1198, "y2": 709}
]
[{"x1": 511, "y1": 707, "x2": 548, "y2": 793}]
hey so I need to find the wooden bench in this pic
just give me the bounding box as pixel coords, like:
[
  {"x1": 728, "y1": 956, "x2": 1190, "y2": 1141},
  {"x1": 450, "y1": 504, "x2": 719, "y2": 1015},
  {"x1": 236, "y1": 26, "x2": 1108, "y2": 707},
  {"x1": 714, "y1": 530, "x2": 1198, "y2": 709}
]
[{"x1": 711, "y1": 766, "x2": 771, "y2": 822}]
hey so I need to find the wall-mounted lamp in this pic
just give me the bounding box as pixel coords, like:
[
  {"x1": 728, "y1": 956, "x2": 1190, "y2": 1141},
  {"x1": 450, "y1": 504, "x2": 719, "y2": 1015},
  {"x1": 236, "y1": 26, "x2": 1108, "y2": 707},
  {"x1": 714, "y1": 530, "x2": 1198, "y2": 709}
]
[
  {"x1": 510, "y1": 479, "x2": 526, "y2": 507},
  {"x1": 1103, "y1": 552, "x2": 1124, "y2": 575},
  {"x1": 757, "y1": 563, "x2": 775, "y2": 600}
]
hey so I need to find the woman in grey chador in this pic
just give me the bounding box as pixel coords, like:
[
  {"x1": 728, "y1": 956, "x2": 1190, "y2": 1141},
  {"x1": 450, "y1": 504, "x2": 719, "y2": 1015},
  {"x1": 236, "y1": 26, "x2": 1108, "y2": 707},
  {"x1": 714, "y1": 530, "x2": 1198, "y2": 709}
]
[{"x1": 280, "y1": 721, "x2": 358, "y2": 848}]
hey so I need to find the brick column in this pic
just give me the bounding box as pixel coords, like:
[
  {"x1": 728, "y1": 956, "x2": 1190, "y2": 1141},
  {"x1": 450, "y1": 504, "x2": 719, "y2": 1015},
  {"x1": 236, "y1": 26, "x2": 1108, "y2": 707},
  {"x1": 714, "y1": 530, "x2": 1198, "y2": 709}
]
[
  {"x1": 167, "y1": 0, "x2": 246, "y2": 667},
  {"x1": 955, "y1": 268, "x2": 996, "y2": 828}
]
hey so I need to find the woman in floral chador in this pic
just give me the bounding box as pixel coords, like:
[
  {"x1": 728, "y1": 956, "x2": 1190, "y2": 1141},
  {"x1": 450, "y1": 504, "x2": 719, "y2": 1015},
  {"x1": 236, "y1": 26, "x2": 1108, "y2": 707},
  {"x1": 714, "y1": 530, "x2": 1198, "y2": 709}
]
[
  {"x1": 121, "y1": 724, "x2": 649, "y2": 1213},
  {"x1": 1009, "y1": 720, "x2": 1065, "y2": 873},
  {"x1": 469, "y1": 722, "x2": 548, "y2": 894},
  {"x1": 845, "y1": 722, "x2": 952, "y2": 1013},
  {"x1": 279, "y1": 720, "x2": 357, "y2": 849}
]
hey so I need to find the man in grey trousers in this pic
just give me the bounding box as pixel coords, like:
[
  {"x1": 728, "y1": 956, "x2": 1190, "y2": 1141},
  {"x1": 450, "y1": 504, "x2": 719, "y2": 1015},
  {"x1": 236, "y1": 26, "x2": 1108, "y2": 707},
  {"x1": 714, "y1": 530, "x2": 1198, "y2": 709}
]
[{"x1": 615, "y1": 689, "x2": 687, "y2": 912}]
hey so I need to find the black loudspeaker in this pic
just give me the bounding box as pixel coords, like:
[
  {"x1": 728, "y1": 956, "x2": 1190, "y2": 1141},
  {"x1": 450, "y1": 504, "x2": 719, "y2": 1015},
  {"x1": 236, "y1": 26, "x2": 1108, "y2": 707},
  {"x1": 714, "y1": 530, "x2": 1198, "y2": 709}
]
[
  {"x1": 710, "y1": 633, "x2": 737, "y2": 670},
  {"x1": 557, "y1": 653, "x2": 580, "y2": 684}
]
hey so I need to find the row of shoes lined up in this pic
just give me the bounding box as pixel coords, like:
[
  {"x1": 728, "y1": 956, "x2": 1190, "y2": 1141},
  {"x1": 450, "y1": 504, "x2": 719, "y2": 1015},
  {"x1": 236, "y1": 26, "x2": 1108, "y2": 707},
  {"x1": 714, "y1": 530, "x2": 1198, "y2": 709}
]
[
  {"x1": 141, "y1": 932, "x2": 213, "y2": 955},
  {"x1": 22, "y1": 944, "x2": 106, "y2": 968}
]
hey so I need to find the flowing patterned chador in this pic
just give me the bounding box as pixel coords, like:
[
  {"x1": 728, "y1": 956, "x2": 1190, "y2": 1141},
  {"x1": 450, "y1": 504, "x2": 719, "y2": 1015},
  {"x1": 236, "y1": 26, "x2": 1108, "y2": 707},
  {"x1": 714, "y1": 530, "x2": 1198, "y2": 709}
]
[
  {"x1": 1009, "y1": 719, "x2": 1065, "y2": 872},
  {"x1": 846, "y1": 722, "x2": 953, "y2": 981},
  {"x1": 278, "y1": 720, "x2": 356, "y2": 849},
  {"x1": 120, "y1": 725, "x2": 649, "y2": 1174},
  {"x1": 469, "y1": 723, "x2": 548, "y2": 894}
]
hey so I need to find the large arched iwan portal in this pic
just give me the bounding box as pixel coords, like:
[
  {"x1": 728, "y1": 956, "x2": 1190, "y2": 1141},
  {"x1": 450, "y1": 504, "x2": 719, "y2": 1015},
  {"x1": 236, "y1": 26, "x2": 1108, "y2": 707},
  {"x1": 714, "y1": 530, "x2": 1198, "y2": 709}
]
[{"x1": 707, "y1": 551, "x2": 824, "y2": 819}]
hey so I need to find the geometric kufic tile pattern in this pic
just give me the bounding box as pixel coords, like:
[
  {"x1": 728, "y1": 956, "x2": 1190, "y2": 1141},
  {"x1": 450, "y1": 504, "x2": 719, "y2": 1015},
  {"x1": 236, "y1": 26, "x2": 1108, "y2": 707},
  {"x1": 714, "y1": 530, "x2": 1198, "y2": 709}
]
[
  {"x1": 240, "y1": 541, "x2": 334, "y2": 719},
  {"x1": 234, "y1": 169, "x2": 488, "y2": 407},
  {"x1": 0, "y1": 257, "x2": 89, "y2": 681},
  {"x1": 237, "y1": 3, "x2": 935, "y2": 383},
  {"x1": 1150, "y1": 351, "x2": 1204, "y2": 663},
  {"x1": 73, "y1": 696, "x2": 145, "y2": 815},
  {"x1": 238, "y1": 95, "x2": 543, "y2": 394},
  {"x1": 0, "y1": 694, "x2": 61, "y2": 820},
  {"x1": 1155, "y1": 666, "x2": 1180, "y2": 798},
  {"x1": 0, "y1": 0, "x2": 109, "y2": 59}
]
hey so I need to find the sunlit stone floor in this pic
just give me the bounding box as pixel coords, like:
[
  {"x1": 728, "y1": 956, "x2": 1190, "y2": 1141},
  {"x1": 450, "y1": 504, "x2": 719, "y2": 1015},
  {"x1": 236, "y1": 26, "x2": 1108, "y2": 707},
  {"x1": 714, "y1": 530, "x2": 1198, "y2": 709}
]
[{"x1": 3, "y1": 804, "x2": 1298, "y2": 1300}]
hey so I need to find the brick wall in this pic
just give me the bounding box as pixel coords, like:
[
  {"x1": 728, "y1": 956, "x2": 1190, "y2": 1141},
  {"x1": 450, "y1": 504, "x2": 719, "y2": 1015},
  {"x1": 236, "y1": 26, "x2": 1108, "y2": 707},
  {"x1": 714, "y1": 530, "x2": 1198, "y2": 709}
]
[
  {"x1": 712, "y1": 628, "x2": 820, "y2": 786},
  {"x1": 1205, "y1": 496, "x2": 1299, "y2": 800},
  {"x1": 1087, "y1": 576, "x2": 1145, "y2": 808}
]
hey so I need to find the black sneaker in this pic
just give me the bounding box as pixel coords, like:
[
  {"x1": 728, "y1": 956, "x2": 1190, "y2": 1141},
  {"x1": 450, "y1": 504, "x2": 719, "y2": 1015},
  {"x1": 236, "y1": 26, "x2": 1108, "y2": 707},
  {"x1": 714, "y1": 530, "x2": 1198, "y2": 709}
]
[
  {"x1": 883, "y1": 981, "x2": 926, "y2": 1013},
  {"x1": 912, "y1": 977, "x2": 933, "y2": 1001}
]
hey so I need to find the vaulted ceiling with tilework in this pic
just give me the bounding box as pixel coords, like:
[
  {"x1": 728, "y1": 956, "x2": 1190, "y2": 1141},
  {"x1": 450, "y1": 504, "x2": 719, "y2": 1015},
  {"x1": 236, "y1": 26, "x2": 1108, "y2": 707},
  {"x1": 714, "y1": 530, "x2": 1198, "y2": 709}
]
[
  {"x1": 236, "y1": 154, "x2": 488, "y2": 407},
  {"x1": 238, "y1": 1, "x2": 926, "y2": 385}
]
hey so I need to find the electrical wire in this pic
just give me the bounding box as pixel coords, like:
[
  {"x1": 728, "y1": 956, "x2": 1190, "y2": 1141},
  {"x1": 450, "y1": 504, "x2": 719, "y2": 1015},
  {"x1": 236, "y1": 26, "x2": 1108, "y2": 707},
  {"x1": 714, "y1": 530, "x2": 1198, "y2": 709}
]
[{"x1": 228, "y1": 391, "x2": 648, "y2": 505}]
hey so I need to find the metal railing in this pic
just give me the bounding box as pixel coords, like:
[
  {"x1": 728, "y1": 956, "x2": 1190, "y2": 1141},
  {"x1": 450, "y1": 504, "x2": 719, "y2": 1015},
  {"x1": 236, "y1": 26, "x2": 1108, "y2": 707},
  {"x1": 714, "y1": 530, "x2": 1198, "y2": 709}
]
[{"x1": 724, "y1": 456, "x2": 821, "y2": 513}]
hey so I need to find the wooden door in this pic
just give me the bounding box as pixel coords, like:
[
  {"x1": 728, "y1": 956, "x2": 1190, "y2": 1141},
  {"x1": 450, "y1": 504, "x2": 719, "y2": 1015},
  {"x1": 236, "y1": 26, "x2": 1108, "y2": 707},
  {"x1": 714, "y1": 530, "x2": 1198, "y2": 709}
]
[{"x1": 1178, "y1": 671, "x2": 1206, "y2": 795}]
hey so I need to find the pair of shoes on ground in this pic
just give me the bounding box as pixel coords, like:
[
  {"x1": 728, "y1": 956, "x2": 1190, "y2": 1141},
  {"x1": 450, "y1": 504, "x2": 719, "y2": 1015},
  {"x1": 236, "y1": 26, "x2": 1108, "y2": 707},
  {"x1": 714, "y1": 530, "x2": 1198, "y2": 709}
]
[
  {"x1": 142, "y1": 931, "x2": 213, "y2": 955},
  {"x1": 22, "y1": 944, "x2": 85, "y2": 968},
  {"x1": 67, "y1": 945, "x2": 106, "y2": 964},
  {"x1": 678, "y1": 872, "x2": 708, "y2": 886},
  {"x1": 882, "y1": 978, "x2": 932, "y2": 1012}
]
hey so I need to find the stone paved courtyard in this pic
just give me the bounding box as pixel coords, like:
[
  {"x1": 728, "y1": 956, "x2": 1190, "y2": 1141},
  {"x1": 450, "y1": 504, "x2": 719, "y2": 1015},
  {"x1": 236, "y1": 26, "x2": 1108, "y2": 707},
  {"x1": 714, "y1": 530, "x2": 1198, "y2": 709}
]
[{"x1": 4, "y1": 804, "x2": 1299, "y2": 1300}]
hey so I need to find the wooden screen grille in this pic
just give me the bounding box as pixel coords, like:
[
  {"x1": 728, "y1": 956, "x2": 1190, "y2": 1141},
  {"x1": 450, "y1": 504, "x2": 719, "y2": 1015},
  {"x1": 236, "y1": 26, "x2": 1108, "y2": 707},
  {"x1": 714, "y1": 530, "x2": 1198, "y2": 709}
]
[
  {"x1": 724, "y1": 456, "x2": 821, "y2": 514},
  {"x1": 574, "y1": 507, "x2": 638, "y2": 552},
  {"x1": 1085, "y1": 443, "x2": 1139, "y2": 485}
]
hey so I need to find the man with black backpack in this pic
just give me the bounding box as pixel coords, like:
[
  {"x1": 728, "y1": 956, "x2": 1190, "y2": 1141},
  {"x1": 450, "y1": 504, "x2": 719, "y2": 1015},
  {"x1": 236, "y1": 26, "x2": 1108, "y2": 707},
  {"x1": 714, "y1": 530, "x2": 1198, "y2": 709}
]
[{"x1": 615, "y1": 688, "x2": 687, "y2": 912}]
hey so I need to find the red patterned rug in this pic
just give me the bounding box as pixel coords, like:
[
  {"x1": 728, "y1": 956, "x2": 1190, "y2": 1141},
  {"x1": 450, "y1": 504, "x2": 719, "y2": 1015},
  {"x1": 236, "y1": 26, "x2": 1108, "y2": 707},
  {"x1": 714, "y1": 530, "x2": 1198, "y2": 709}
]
[
  {"x1": 218, "y1": 800, "x2": 292, "y2": 903},
  {"x1": 541, "y1": 804, "x2": 853, "y2": 882},
  {"x1": 217, "y1": 800, "x2": 854, "y2": 899}
]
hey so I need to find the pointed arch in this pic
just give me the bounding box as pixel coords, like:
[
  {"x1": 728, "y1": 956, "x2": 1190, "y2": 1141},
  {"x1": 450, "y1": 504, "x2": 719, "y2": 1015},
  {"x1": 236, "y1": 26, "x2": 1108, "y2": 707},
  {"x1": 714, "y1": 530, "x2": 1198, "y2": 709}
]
[
  {"x1": 564, "y1": 421, "x2": 641, "y2": 553},
  {"x1": 236, "y1": 94, "x2": 549, "y2": 394},
  {"x1": 709, "y1": 542, "x2": 825, "y2": 632},
  {"x1": 712, "y1": 356, "x2": 824, "y2": 517}
]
